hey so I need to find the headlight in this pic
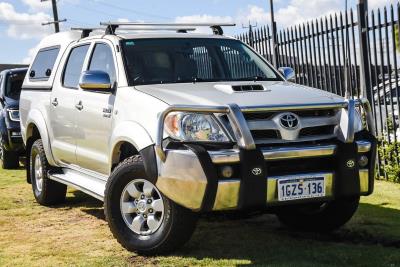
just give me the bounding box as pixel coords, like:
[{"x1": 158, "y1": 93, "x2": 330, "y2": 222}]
[
  {"x1": 164, "y1": 113, "x2": 230, "y2": 142},
  {"x1": 8, "y1": 109, "x2": 20, "y2": 122},
  {"x1": 354, "y1": 109, "x2": 364, "y2": 133}
]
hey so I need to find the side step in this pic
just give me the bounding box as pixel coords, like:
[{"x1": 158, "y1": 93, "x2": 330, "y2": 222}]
[{"x1": 48, "y1": 168, "x2": 106, "y2": 201}]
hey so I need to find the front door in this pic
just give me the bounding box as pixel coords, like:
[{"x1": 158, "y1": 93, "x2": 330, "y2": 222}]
[{"x1": 75, "y1": 42, "x2": 117, "y2": 175}]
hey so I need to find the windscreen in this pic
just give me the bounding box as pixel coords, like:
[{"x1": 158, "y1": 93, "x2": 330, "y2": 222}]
[
  {"x1": 5, "y1": 72, "x2": 26, "y2": 100},
  {"x1": 121, "y1": 38, "x2": 280, "y2": 86}
]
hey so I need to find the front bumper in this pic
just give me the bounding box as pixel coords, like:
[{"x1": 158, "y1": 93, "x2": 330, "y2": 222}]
[
  {"x1": 156, "y1": 138, "x2": 375, "y2": 212},
  {"x1": 154, "y1": 99, "x2": 377, "y2": 212}
]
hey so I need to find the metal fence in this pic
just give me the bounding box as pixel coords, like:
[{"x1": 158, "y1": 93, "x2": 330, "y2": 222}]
[{"x1": 236, "y1": 2, "x2": 400, "y2": 177}]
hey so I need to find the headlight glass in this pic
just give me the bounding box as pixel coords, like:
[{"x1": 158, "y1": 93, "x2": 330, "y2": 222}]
[
  {"x1": 8, "y1": 109, "x2": 20, "y2": 122},
  {"x1": 165, "y1": 113, "x2": 230, "y2": 142}
]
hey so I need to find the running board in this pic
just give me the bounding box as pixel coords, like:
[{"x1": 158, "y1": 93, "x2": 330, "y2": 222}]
[{"x1": 48, "y1": 168, "x2": 106, "y2": 201}]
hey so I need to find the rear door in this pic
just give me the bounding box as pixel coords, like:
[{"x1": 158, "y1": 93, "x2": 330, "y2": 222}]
[
  {"x1": 75, "y1": 42, "x2": 116, "y2": 175},
  {"x1": 49, "y1": 44, "x2": 91, "y2": 165}
]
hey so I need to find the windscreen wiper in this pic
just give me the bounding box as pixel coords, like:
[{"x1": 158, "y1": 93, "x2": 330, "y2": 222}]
[
  {"x1": 175, "y1": 77, "x2": 206, "y2": 84},
  {"x1": 232, "y1": 76, "x2": 269, "y2": 82}
]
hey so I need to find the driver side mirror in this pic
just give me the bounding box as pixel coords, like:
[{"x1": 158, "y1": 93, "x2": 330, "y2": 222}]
[
  {"x1": 278, "y1": 67, "x2": 296, "y2": 82},
  {"x1": 79, "y1": 70, "x2": 112, "y2": 92}
]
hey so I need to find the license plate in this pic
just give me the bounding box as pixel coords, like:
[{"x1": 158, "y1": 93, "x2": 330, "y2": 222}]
[{"x1": 278, "y1": 177, "x2": 325, "y2": 201}]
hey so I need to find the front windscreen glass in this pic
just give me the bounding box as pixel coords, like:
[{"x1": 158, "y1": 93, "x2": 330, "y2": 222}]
[
  {"x1": 5, "y1": 71, "x2": 26, "y2": 100},
  {"x1": 121, "y1": 38, "x2": 281, "y2": 86}
]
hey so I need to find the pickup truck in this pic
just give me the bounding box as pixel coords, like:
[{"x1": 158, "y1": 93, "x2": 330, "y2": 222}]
[{"x1": 20, "y1": 22, "x2": 377, "y2": 255}]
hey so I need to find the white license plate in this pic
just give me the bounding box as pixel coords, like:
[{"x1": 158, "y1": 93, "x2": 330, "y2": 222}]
[{"x1": 278, "y1": 177, "x2": 325, "y2": 201}]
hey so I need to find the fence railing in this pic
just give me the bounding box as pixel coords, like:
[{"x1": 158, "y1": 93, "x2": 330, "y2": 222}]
[{"x1": 236, "y1": 2, "x2": 400, "y2": 179}]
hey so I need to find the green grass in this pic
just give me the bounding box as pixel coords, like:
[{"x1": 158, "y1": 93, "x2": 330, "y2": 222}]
[{"x1": 0, "y1": 168, "x2": 400, "y2": 267}]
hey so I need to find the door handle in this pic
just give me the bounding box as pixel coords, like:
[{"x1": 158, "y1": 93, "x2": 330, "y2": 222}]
[
  {"x1": 75, "y1": 101, "x2": 83, "y2": 111},
  {"x1": 51, "y1": 98, "x2": 58, "y2": 107}
]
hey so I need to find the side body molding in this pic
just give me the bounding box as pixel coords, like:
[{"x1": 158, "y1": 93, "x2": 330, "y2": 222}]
[{"x1": 24, "y1": 109, "x2": 57, "y2": 166}]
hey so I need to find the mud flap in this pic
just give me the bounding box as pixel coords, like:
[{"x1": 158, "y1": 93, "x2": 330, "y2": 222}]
[{"x1": 237, "y1": 149, "x2": 267, "y2": 210}]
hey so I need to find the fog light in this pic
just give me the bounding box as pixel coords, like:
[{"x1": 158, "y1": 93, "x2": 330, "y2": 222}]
[
  {"x1": 220, "y1": 166, "x2": 233, "y2": 178},
  {"x1": 358, "y1": 155, "x2": 369, "y2": 168}
]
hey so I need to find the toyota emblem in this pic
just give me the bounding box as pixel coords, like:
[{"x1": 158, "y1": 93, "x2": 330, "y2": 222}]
[
  {"x1": 252, "y1": 167, "x2": 263, "y2": 176},
  {"x1": 279, "y1": 113, "x2": 299, "y2": 129}
]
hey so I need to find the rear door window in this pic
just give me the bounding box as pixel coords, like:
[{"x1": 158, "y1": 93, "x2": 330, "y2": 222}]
[
  {"x1": 29, "y1": 46, "x2": 60, "y2": 81},
  {"x1": 63, "y1": 45, "x2": 90, "y2": 89}
]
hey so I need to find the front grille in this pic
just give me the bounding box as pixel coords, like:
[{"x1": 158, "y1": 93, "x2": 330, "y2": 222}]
[
  {"x1": 251, "y1": 130, "x2": 281, "y2": 140},
  {"x1": 299, "y1": 125, "x2": 335, "y2": 137},
  {"x1": 243, "y1": 108, "x2": 340, "y2": 144},
  {"x1": 243, "y1": 109, "x2": 337, "y2": 121}
]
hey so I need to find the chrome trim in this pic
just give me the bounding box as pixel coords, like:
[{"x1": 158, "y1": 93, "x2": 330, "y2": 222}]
[
  {"x1": 226, "y1": 103, "x2": 256, "y2": 150},
  {"x1": 79, "y1": 70, "x2": 112, "y2": 90},
  {"x1": 356, "y1": 141, "x2": 372, "y2": 153},
  {"x1": 240, "y1": 102, "x2": 349, "y2": 113},
  {"x1": 209, "y1": 149, "x2": 240, "y2": 164},
  {"x1": 360, "y1": 98, "x2": 376, "y2": 136},
  {"x1": 209, "y1": 141, "x2": 371, "y2": 164},
  {"x1": 213, "y1": 179, "x2": 240, "y2": 210},
  {"x1": 266, "y1": 172, "x2": 334, "y2": 205},
  {"x1": 262, "y1": 145, "x2": 337, "y2": 160},
  {"x1": 156, "y1": 149, "x2": 208, "y2": 211},
  {"x1": 210, "y1": 144, "x2": 334, "y2": 164},
  {"x1": 346, "y1": 99, "x2": 356, "y2": 143},
  {"x1": 359, "y1": 169, "x2": 369, "y2": 194}
]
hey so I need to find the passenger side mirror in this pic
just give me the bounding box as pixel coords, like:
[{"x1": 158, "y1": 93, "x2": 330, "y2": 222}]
[
  {"x1": 79, "y1": 70, "x2": 112, "y2": 92},
  {"x1": 278, "y1": 67, "x2": 296, "y2": 82}
]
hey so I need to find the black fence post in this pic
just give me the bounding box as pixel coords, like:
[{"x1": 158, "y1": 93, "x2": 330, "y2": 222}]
[
  {"x1": 269, "y1": 0, "x2": 279, "y2": 68},
  {"x1": 357, "y1": 0, "x2": 373, "y2": 103}
]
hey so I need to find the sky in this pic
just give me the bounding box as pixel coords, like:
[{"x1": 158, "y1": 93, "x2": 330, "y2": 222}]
[{"x1": 0, "y1": 0, "x2": 396, "y2": 64}]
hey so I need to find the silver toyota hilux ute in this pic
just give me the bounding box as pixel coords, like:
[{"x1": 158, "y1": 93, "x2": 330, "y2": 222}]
[{"x1": 20, "y1": 22, "x2": 377, "y2": 255}]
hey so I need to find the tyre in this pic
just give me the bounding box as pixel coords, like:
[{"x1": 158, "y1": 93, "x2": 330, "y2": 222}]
[
  {"x1": 1, "y1": 146, "x2": 19, "y2": 169},
  {"x1": 30, "y1": 139, "x2": 67, "y2": 206},
  {"x1": 105, "y1": 155, "x2": 198, "y2": 255},
  {"x1": 277, "y1": 197, "x2": 360, "y2": 232}
]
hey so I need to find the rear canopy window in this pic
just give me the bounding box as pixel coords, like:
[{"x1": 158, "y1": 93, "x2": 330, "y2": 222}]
[{"x1": 29, "y1": 47, "x2": 60, "y2": 81}]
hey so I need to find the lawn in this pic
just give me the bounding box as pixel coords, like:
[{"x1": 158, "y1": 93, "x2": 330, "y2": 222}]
[{"x1": 0, "y1": 168, "x2": 399, "y2": 267}]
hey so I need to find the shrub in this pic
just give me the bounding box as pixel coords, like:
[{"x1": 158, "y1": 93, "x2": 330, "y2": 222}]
[{"x1": 378, "y1": 141, "x2": 400, "y2": 183}]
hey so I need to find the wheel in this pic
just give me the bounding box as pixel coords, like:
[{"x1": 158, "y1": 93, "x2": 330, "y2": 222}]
[
  {"x1": 105, "y1": 155, "x2": 198, "y2": 255},
  {"x1": 277, "y1": 197, "x2": 360, "y2": 232},
  {"x1": 1, "y1": 146, "x2": 19, "y2": 169},
  {"x1": 30, "y1": 139, "x2": 67, "y2": 206}
]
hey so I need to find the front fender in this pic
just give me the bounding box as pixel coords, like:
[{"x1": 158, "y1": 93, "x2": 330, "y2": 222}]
[
  {"x1": 25, "y1": 109, "x2": 57, "y2": 166},
  {"x1": 109, "y1": 120, "x2": 154, "y2": 164}
]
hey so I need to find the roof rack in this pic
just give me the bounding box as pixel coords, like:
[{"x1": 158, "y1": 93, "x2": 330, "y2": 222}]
[
  {"x1": 71, "y1": 27, "x2": 105, "y2": 38},
  {"x1": 99, "y1": 22, "x2": 236, "y2": 35}
]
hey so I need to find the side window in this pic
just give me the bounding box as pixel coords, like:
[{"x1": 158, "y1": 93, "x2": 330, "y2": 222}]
[
  {"x1": 30, "y1": 47, "x2": 60, "y2": 80},
  {"x1": 88, "y1": 43, "x2": 116, "y2": 84},
  {"x1": 63, "y1": 45, "x2": 90, "y2": 89}
]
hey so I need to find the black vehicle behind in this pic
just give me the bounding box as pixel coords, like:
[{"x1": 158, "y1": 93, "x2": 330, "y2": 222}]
[{"x1": 0, "y1": 68, "x2": 27, "y2": 169}]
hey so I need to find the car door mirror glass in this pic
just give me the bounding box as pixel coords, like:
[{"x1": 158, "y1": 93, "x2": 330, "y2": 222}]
[
  {"x1": 79, "y1": 70, "x2": 112, "y2": 92},
  {"x1": 278, "y1": 67, "x2": 296, "y2": 82}
]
